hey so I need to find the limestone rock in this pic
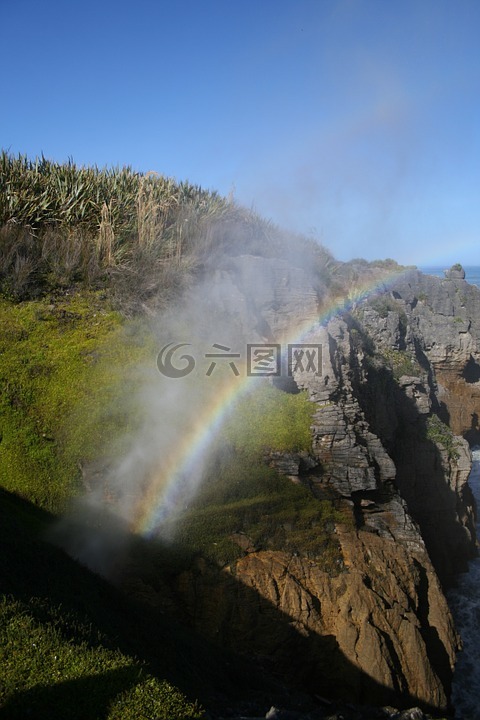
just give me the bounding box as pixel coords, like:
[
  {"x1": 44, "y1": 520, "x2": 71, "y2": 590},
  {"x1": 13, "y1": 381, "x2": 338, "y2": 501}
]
[
  {"x1": 162, "y1": 517, "x2": 457, "y2": 713},
  {"x1": 214, "y1": 254, "x2": 321, "y2": 343},
  {"x1": 444, "y1": 264, "x2": 466, "y2": 280},
  {"x1": 137, "y1": 258, "x2": 480, "y2": 713}
]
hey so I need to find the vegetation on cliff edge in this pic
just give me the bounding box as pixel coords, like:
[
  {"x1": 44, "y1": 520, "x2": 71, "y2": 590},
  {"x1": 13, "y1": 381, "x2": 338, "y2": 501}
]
[
  {"x1": 0, "y1": 151, "x2": 337, "y2": 309},
  {"x1": 0, "y1": 153, "x2": 405, "y2": 717}
]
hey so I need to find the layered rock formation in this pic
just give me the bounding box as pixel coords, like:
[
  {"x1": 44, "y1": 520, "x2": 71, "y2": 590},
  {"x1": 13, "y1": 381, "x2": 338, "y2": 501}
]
[
  {"x1": 165, "y1": 520, "x2": 457, "y2": 711},
  {"x1": 357, "y1": 269, "x2": 479, "y2": 582},
  {"x1": 389, "y1": 269, "x2": 480, "y2": 443},
  {"x1": 126, "y1": 258, "x2": 480, "y2": 714}
]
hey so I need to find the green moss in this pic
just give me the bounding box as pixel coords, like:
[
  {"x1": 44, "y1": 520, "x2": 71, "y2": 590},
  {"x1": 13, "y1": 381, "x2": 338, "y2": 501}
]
[
  {"x1": 223, "y1": 381, "x2": 315, "y2": 455},
  {"x1": 0, "y1": 293, "x2": 153, "y2": 512}
]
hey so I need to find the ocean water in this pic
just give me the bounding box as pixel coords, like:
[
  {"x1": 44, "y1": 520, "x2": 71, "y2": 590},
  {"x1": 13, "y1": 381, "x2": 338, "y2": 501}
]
[
  {"x1": 447, "y1": 449, "x2": 480, "y2": 719},
  {"x1": 419, "y1": 266, "x2": 480, "y2": 288}
]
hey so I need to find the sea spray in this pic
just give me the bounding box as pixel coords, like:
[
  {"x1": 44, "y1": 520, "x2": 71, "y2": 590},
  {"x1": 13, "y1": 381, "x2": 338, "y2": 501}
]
[
  {"x1": 53, "y1": 255, "x2": 411, "y2": 574},
  {"x1": 130, "y1": 260, "x2": 411, "y2": 541}
]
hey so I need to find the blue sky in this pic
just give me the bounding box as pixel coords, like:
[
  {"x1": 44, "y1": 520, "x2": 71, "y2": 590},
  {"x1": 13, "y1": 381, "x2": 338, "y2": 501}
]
[{"x1": 1, "y1": 0, "x2": 479, "y2": 266}]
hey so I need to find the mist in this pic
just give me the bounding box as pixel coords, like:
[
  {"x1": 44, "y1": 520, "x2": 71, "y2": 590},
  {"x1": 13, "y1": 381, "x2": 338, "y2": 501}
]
[{"x1": 51, "y1": 232, "x2": 325, "y2": 578}]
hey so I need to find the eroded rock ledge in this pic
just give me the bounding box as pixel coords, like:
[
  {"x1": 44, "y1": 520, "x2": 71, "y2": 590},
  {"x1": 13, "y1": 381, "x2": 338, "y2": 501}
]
[{"x1": 168, "y1": 528, "x2": 457, "y2": 711}]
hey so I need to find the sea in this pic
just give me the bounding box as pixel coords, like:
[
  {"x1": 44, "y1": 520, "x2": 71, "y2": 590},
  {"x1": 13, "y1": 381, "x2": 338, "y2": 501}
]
[{"x1": 416, "y1": 266, "x2": 480, "y2": 718}]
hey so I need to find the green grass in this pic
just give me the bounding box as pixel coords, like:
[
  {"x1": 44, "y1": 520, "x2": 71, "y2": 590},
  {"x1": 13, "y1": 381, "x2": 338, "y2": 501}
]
[
  {"x1": 0, "y1": 596, "x2": 202, "y2": 720},
  {"x1": 0, "y1": 489, "x2": 205, "y2": 720},
  {"x1": 223, "y1": 381, "x2": 315, "y2": 454},
  {"x1": 0, "y1": 292, "x2": 154, "y2": 512},
  {"x1": 0, "y1": 300, "x2": 344, "y2": 716}
]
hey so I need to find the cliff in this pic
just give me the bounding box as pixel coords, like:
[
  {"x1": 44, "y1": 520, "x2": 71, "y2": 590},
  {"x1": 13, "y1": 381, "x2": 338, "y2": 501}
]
[
  {"x1": 120, "y1": 258, "x2": 479, "y2": 715},
  {"x1": 357, "y1": 269, "x2": 478, "y2": 583},
  {"x1": 7, "y1": 156, "x2": 474, "y2": 719}
]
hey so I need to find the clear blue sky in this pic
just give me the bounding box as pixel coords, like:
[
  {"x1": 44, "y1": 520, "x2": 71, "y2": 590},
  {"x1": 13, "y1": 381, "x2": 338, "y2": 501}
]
[{"x1": 2, "y1": 0, "x2": 479, "y2": 266}]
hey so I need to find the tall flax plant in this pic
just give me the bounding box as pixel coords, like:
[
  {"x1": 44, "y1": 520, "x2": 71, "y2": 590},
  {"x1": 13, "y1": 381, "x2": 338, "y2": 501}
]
[
  {"x1": 1, "y1": 151, "x2": 343, "y2": 304},
  {"x1": 0, "y1": 152, "x2": 139, "y2": 234}
]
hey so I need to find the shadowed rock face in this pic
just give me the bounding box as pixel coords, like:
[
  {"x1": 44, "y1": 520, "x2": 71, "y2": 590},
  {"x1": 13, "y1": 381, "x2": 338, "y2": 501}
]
[
  {"x1": 127, "y1": 258, "x2": 480, "y2": 713},
  {"x1": 358, "y1": 269, "x2": 479, "y2": 582},
  {"x1": 386, "y1": 270, "x2": 480, "y2": 442},
  {"x1": 159, "y1": 527, "x2": 456, "y2": 712},
  {"x1": 203, "y1": 258, "x2": 478, "y2": 711}
]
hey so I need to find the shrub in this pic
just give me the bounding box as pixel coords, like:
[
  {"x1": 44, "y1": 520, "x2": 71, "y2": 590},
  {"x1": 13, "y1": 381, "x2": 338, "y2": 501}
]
[
  {"x1": 425, "y1": 414, "x2": 460, "y2": 460},
  {"x1": 379, "y1": 348, "x2": 420, "y2": 379}
]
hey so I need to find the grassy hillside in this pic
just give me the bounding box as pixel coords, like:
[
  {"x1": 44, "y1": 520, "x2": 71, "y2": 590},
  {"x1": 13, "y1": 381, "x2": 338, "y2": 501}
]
[
  {"x1": 0, "y1": 291, "x2": 152, "y2": 511},
  {"x1": 0, "y1": 151, "x2": 337, "y2": 311},
  {"x1": 0, "y1": 487, "x2": 251, "y2": 720},
  {"x1": 0, "y1": 153, "x2": 369, "y2": 717},
  {"x1": 0, "y1": 291, "x2": 211, "y2": 718},
  {"x1": 0, "y1": 285, "x2": 343, "y2": 717}
]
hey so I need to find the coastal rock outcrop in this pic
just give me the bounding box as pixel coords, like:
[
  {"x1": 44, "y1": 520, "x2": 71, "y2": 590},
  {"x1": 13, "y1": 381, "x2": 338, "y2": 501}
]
[
  {"x1": 444, "y1": 264, "x2": 466, "y2": 280},
  {"x1": 127, "y1": 257, "x2": 480, "y2": 713},
  {"x1": 357, "y1": 269, "x2": 479, "y2": 581},
  {"x1": 165, "y1": 516, "x2": 457, "y2": 711},
  {"x1": 387, "y1": 268, "x2": 480, "y2": 441}
]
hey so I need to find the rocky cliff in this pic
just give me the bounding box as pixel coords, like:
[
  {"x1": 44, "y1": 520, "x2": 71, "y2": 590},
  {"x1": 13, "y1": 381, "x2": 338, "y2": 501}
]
[
  {"x1": 122, "y1": 258, "x2": 479, "y2": 715},
  {"x1": 356, "y1": 268, "x2": 478, "y2": 583}
]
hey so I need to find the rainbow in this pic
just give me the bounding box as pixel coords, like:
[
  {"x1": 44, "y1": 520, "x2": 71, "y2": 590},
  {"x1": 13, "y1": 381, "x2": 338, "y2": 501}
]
[{"x1": 131, "y1": 264, "x2": 413, "y2": 537}]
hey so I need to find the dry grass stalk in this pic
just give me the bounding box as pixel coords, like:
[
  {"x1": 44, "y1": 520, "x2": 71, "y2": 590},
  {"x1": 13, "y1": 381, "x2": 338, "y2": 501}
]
[
  {"x1": 97, "y1": 202, "x2": 115, "y2": 266},
  {"x1": 136, "y1": 172, "x2": 170, "y2": 252}
]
